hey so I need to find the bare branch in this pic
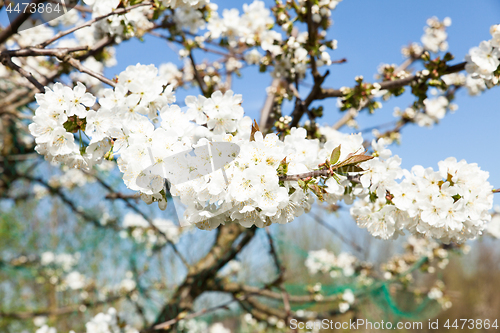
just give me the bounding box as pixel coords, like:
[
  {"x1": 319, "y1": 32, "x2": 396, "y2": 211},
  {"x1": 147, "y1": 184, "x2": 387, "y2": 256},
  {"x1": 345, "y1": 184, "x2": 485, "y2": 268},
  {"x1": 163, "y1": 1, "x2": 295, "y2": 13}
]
[
  {"x1": 312, "y1": 213, "x2": 365, "y2": 255},
  {"x1": 0, "y1": 46, "x2": 91, "y2": 92},
  {"x1": 317, "y1": 61, "x2": 467, "y2": 100},
  {"x1": 63, "y1": 56, "x2": 116, "y2": 87}
]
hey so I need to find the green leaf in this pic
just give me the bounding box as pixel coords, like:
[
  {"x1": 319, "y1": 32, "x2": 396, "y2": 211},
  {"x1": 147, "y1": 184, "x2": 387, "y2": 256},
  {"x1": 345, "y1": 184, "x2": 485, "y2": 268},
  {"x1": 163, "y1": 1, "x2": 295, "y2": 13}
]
[
  {"x1": 334, "y1": 154, "x2": 373, "y2": 169},
  {"x1": 249, "y1": 120, "x2": 260, "y2": 142},
  {"x1": 330, "y1": 145, "x2": 341, "y2": 165}
]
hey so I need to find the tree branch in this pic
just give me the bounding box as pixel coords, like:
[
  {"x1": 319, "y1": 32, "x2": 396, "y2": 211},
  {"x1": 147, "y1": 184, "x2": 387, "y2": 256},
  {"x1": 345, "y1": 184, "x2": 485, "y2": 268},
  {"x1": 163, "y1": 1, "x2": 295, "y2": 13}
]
[
  {"x1": 63, "y1": 56, "x2": 116, "y2": 87},
  {"x1": 0, "y1": 0, "x2": 46, "y2": 45},
  {"x1": 0, "y1": 56, "x2": 45, "y2": 92},
  {"x1": 152, "y1": 224, "x2": 256, "y2": 331},
  {"x1": 317, "y1": 61, "x2": 467, "y2": 100}
]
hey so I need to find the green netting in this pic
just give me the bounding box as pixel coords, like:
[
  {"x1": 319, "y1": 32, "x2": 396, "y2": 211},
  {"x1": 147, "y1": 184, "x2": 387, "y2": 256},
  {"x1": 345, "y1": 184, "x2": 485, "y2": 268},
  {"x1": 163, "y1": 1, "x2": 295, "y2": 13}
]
[{"x1": 271, "y1": 232, "x2": 439, "y2": 323}]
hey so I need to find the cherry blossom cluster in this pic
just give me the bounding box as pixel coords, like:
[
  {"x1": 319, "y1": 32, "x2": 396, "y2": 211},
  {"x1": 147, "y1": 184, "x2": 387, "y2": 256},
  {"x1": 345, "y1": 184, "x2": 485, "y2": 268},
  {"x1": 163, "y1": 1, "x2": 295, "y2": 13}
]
[
  {"x1": 30, "y1": 63, "x2": 376, "y2": 231},
  {"x1": 217, "y1": 259, "x2": 242, "y2": 277},
  {"x1": 465, "y1": 25, "x2": 500, "y2": 82},
  {"x1": 243, "y1": 313, "x2": 287, "y2": 331},
  {"x1": 203, "y1": 0, "x2": 336, "y2": 80},
  {"x1": 382, "y1": 236, "x2": 452, "y2": 282},
  {"x1": 35, "y1": 325, "x2": 57, "y2": 333},
  {"x1": 81, "y1": 0, "x2": 210, "y2": 42},
  {"x1": 29, "y1": 66, "x2": 495, "y2": 241},
  {"x1": 400, "y1": 17, "x2": 449, "y2": 59},
  {"x1": 1, "y1": 25, "x2": 59, "y2": 90},
  {"x1": 120, "y1": 212, "x2": 180, "y2": 252},
  {"x1": 4, "y1": 3, "x2": 118, "y2": 94},
  {"x1": 36, "y1": 251, "x2": 138, "y2": 301},
  {"x1": 427, "y1": 280, "x2": 452, "y2": 310},
  {"x1": 393, "y1": 92, "x2": 456, "y2": 128},
  {"x1": 305, "y1": 249, "x2": 359, "y2": 278},
  {"x1": 175, "y1": 319, "x2": 233, "y2": 333},
  {"x1": 303, "y1": 235, "x2": 465, "y2": 316},
  {"x1": 35, "y1": 307, "x2": 142, "y2": 333},
  {"x1": 296, "y1": 0, "x2": 342, "y2": 23},
  {"x1": 272, "y1": 34, "x2": 333, "y2": 80},
  {"x1": 158, "y1": 61, "x2": 189, "y2": 88},
  {"x1": 174, "y1": 123, "x2": 377, "y2": 230},
  {"x1": 14, "y1": 252, "x2": 89, "y2": 297},
  {"x1": 207, "y1": 1, "x2": 281, "y2": 53},
  {"x1": 6, "y1": 254, "x2": 88, "y2": 306},
  {"x1": 486, "y1": 206, "x2": 500, "y2": 238},
  {"x1": 401, "y1": 42, "x2": 424, "y2": 59},
  {"x1": 174, "y1": 4, "x2": 211, "y2": 34},
  {"x1": 47, "y1": 167, "x2": 95, "y2": 190},
  {"x1": 380, "y1": 236, "x2": 466, "y2": 309},
  {"x1": 421, "y1": 17, "x2": 451, "y2": 53},
  {"x1": 308, "y1": 282, "x2": 356, "y2": 313},
  {"x1": 171, "y1": 128, "x2": 314, "y2": 230},
  {"x1": 41, "y1": 251, "x2": 80, "y2": 271},
  {"x1": 304, "y1": 248, "x2": 373, "y2": 314},
  {"x1": 442, "y1": 72, "x2": 487, "y2": 96},
  {"x1": 351, "y1": 140, "x2": 494, "y2": 243},
  {"x1": 28, "y1": 82, "x2": 98, "y2": 168}
]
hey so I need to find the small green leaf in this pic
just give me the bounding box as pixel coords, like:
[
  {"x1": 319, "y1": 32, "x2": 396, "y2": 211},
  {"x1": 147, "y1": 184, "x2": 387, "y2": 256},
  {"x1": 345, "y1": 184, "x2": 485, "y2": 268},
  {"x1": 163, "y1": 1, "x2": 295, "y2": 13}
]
[
  {"x1": 452, "y1": 194, "x2": 462, "y2": 202},
  {"x1": 330, "y1": 145, "x2": 341, "y2": 165}
]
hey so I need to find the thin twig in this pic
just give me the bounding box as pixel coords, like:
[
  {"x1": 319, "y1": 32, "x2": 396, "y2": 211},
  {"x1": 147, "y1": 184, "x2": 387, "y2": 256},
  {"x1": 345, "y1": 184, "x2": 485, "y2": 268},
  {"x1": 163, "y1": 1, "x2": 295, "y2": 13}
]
[
  {"x1": 63, "y1": 56, "x2": 116, "y2": 87},
  {"x1": 265, "y1": 227, "x2": 284, "y2": 277},
  {"x1": 312, "y1": 213, "x2": 364, "y2": 255}
]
